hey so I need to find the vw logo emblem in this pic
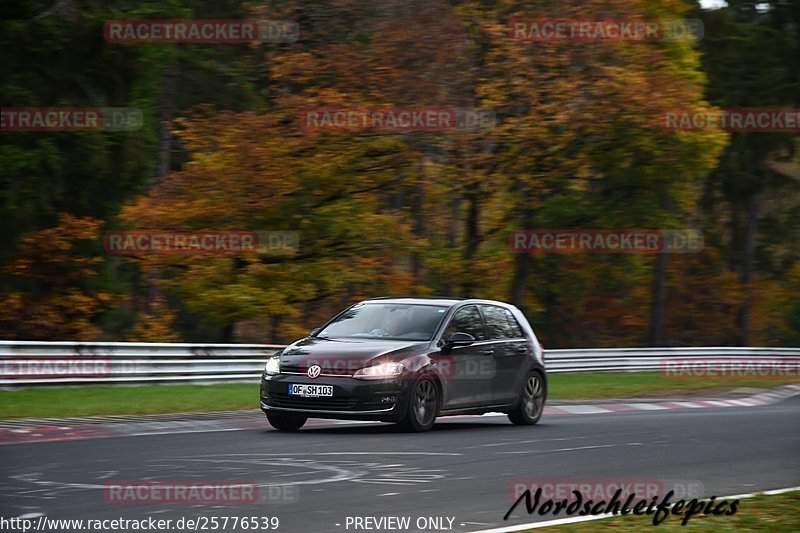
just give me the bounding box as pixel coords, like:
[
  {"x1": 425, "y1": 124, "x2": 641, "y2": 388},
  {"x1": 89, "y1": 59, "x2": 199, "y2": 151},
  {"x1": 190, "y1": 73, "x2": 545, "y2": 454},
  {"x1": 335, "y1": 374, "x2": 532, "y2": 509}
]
[{"x1": 307, "y1": 365, "x2": 321, "y2": 379}]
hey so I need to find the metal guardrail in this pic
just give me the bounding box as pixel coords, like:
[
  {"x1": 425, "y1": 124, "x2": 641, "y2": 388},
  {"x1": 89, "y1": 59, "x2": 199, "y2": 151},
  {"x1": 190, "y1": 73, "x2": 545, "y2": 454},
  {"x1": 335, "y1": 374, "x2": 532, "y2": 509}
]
[
  {"x1": 1, "y1": 341, "x2": 798, "y2": 386},
  {"x1": 543, "y1": 346, "x2": 800, "y2": 373},
  {"x1": 0, "y1": 341, "x2": 283, "y2": 386}
]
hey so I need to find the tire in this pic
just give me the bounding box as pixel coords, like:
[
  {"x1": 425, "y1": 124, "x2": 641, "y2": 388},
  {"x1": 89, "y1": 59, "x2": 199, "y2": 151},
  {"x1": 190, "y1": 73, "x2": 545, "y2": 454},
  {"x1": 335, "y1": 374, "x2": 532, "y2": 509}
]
[
  {"x1": 266, "y1": 412, "x2": 307, "y2": 431},
  {"x1": 397, "y1": 374, "x2": 439, "y2": 432},
  {"x1": 508, "y1": 371, "x2": 546, "y2": 425}
]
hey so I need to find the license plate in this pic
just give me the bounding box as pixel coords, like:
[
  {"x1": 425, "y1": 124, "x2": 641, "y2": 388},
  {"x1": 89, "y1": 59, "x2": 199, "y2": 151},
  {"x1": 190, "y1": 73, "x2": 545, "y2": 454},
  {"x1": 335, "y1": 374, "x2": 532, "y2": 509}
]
[{"x1": 288, "y1": 384, "x2": 333, "y2": 397}]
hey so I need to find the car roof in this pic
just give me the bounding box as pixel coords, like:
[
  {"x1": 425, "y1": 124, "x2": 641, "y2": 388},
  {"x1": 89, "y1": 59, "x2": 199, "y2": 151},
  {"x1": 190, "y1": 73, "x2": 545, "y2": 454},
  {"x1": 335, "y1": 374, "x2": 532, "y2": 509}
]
[
  {"x1": 363, "y1": 296, "x2": 463, "y2": 306},
  {"x1": 363, "y1": 296, "x2": 515, "y2": 308}
]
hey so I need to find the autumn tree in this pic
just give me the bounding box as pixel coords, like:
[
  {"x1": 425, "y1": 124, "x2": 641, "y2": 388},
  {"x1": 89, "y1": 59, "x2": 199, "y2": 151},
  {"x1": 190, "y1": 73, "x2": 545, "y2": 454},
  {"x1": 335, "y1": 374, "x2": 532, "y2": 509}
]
[
  {"x1": 0, "y1": 214, "x2": 121, "y2": 340},
  {"x1": 697, "y1": 0, "x2": 800, "y2": 344}
]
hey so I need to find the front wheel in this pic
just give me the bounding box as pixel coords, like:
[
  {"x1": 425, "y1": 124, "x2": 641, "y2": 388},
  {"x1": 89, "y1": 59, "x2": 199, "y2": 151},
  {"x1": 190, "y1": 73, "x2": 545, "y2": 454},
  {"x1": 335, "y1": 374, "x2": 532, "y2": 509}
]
[
  {"x1": 508, "y1": 372, "x2": 546, "y2": 425},
  {"x1": 397, "y1": 375, "x2": 438, "y2": 432},
  {"x1": 266, "y1": 412, "x2": 307, "y2": 431}
]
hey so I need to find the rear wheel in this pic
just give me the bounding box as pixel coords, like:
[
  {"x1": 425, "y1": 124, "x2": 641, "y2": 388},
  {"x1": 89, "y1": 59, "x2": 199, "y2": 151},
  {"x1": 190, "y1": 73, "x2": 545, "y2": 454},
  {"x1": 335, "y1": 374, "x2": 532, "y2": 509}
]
[
  {"x1": 397, "y1": 375, "x2": 438, "y2": 432},
  {"x1": 508, "y1": 372, "x2": 546, "y2": 425},
  {"x1": 266, "y1": 412, "x2": 307, "y2": 431}
]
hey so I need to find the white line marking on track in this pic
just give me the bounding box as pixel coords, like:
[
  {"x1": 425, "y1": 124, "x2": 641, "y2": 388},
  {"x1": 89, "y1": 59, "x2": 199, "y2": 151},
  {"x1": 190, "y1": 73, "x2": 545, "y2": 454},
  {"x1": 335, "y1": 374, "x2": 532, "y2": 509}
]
[
  {"x1": 129, "y1": 427, "x2": 248, "y2": 437},
  {"x1": 727, "y1": 399, "x2": 756, "y2": 406},
  {"x1": 501, "y1": 444, "x2": 616, "y2": 454},
  {"x1": 191, "y1": 451, "x2": 462, "y2": 456},
  {"x1": 480, "y1": 437, "x2": 588, "y2": 447},
  {"x1": 501, "y1": 442, "x2": 645, "y2": 455},
  {"x1": 670, "y1": 401, "x2": 704, "y2": 409},
  {"x1": 556, "y1": 405, "x2": 613, "y2": 414},
  {"x1": 764, "y1": 486, "x2": 800, "y2": 495},
  {"x1": 624, "y1": 403, "x2": 669, "y2": 410}
]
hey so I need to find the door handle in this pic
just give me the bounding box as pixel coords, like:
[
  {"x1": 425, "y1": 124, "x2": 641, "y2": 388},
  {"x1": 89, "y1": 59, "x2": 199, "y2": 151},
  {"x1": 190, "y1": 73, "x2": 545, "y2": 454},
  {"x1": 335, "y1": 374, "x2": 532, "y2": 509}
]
[
  {"x1": 482, "y1": 349, "x2": 495, "y2": 356},
  {"x1": 517, "y1": 346, "x2": 528, "y2": 353}
]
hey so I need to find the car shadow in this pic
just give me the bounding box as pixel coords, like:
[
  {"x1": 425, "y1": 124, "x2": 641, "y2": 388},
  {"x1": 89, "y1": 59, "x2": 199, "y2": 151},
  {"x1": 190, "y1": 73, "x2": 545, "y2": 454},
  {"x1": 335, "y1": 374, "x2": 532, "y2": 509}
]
[{"x1": 262, "y1": 418, "x2": 552, "y2": 435}]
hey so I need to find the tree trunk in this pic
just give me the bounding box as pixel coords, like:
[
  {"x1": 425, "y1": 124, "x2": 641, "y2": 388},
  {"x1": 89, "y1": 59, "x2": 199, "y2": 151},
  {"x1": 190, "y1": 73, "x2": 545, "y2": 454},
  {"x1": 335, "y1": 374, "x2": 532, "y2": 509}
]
[
  {"x1": 736, "y1": 193, "x2": 761, "y2": 346},
  {"x1": 141, "y1": 62, "x2": 178, "y2": 338},
  {"x1": 510, "y1": 198, "x2": 534, "y2": 312},
  {"x1": 155, "y1": 62, "x2": 178, "y2": 185},
  {"x1": 510, "y1": 251, "x2": 531, "y2": 311},
  {"x1": 460, "y1": 186, "x2": 479, "y2": 298},
  {"x1": 411, "y1": 170, "x2": 425, "y2": 281},
  {"x1": 649, "y1": 251, "x2": 669, "y2": 346}
]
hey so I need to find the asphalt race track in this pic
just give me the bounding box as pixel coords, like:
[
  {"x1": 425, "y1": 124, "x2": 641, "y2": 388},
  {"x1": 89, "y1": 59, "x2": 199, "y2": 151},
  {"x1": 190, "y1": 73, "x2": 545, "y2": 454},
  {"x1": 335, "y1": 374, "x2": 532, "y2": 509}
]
[{"x1": 1, "y1": 398, "x2": 798, "y2": 532}]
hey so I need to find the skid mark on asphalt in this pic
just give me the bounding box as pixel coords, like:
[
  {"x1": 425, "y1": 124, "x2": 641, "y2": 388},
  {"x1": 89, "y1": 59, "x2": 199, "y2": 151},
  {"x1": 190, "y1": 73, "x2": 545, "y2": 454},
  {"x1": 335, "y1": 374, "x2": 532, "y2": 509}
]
[
  {"x1": 499, "y1": 442, "x2": 646, "y2": 455},
  {"x1": 1, "y1": 451, "x2": 458, "y2": 515},
  {"x1": 476, "y1": 436, "x2": 589, "y2": 448}
]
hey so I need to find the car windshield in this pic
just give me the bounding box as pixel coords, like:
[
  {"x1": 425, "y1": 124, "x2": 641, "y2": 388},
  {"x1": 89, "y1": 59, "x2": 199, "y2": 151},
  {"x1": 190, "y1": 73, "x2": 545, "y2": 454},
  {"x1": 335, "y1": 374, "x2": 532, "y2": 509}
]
[{"x1": 317, "y1": 303, "x2": 448, "y2": 341}]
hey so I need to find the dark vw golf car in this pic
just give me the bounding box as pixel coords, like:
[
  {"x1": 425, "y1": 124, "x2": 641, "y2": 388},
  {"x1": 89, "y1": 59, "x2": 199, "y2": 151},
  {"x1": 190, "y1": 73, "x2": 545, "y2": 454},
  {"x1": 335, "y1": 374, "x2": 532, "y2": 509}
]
[{"x1": 260, "y1": 297, "x2": 546, "y2": 432}]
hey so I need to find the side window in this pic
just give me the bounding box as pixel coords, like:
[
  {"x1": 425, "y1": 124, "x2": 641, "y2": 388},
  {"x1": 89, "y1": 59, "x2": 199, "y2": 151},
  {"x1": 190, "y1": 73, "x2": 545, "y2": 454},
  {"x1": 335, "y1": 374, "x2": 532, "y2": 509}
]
[
  {"x1": 482, "y1": 305, "x2": 515, "y2": 339},
  {"x1": 445, "y1": 305, "x2": 487, "y2": 341},
  {"x1": 503, "y1": 308, "x2": 525, "y2": 338}
]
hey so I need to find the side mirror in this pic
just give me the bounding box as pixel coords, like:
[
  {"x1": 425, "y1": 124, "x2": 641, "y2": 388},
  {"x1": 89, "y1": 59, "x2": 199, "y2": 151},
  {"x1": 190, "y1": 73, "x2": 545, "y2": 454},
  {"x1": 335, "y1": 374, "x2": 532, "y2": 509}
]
[
  {"x1": 309, "y1": 328, "x2": 321, "y2": 337},
  {"x1": 441, "y1": 331, "x2": 476, "y2": 353}
]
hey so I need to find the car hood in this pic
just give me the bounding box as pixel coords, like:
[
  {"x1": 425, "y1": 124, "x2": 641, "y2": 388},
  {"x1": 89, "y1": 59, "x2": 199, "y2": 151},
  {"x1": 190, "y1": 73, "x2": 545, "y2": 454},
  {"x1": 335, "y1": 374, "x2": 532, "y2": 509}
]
[{"x1": 279, "y1": 337, "x2": 428, "y2": 374}]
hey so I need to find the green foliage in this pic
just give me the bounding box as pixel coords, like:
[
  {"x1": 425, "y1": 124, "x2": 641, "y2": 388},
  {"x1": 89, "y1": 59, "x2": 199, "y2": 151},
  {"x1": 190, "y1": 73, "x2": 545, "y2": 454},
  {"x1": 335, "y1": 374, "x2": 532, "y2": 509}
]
[{"x1": 1, "y1": 0, "x2": 798, "y2": 346}]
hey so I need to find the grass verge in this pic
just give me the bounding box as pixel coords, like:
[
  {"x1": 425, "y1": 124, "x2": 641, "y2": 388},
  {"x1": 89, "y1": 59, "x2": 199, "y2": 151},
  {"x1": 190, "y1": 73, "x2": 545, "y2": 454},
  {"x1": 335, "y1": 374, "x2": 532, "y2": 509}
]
[
  {"x1": 0, "y1": 383, "x2": 258, "y2": 419},
  {"x1": 0, "y1": 373, "x2": 797, "y2": 419},
  {"x1": 529, "y1": 490, "x2": 800, "y2": 532},
  {"x1": 547, "y1": 372, "x2": 798, "y2": 400}
]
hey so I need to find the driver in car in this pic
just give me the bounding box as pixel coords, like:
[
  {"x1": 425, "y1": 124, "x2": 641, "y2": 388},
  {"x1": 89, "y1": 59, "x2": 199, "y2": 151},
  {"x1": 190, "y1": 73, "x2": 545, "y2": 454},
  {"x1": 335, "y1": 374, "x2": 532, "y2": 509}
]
[{"x1": 369, "y1": 312, "x2": 410, "y2": 337}]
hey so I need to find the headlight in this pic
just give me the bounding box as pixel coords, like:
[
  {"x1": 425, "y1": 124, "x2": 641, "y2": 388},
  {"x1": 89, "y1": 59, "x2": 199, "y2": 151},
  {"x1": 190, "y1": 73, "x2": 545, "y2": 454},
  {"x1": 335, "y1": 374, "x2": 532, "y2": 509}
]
[
  {"x1": 264, "y1": 355, "x2": 281, "y2": 375},
  {"x1": 353, "y1": 362, "x2": 404, "y2": 379}
]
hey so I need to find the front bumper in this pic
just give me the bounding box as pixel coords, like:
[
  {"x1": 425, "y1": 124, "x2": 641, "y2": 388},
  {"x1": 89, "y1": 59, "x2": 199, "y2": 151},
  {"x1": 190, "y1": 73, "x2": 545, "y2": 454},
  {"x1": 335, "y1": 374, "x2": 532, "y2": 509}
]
[{"x1": 260, "y1": 373, "x2": 411, "y2": 422}]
